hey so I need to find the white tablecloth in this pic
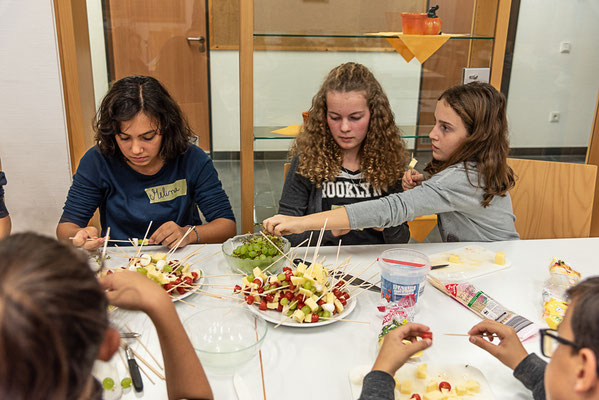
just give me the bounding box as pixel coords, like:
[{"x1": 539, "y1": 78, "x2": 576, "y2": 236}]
[{"x1": 106, "y1": 238, "x2": 599, "y2": 400}]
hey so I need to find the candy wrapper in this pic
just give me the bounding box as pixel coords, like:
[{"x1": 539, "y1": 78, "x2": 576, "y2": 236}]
[
  {"x1": 541, "y1": 258, "x2": 580, "y2": 329},
  {"x1": 377, "y1": 296, "x2": 416, "y2": 344},
  {"x1": 428, "y1": 276, "x2": 538, "y2": 341}
]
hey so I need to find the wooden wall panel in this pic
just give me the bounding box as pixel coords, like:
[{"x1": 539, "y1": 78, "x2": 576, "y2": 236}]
[{"x1": 586, "y1": 90, "x2": 599, "y2": 236}]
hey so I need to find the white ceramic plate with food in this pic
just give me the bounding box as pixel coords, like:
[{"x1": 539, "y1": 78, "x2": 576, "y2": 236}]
[
  {"x1": 170, "y1": 269, "x2": 205, "y2": 302},
  {"x1": 246, "y1": 297, "x2": 357, "y2": 328},
  {"x1": 349, "y1": 363, "x2": 494, "y2": 399}
]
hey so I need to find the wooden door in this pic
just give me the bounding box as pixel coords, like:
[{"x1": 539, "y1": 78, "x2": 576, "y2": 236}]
[{"x1": 104, "y1": 0, "x2": 211, "y2": 150}]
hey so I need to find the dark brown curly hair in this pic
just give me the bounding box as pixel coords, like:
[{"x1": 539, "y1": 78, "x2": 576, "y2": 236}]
[
  {"x1": 94, "y1": 75, "x2": 194, "y2": 161},
  {"x1": 0, "y1": 233, "x2": 108, "y2": 399},
  {"x1": 289, "y1": 62, "x2": 409, "y2": 191},
  {"x1": 424, "y1": 82, "x2": 515, "y2": 207}
]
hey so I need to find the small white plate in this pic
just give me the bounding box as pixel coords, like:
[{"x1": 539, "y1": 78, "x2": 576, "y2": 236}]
[
  {"x1": 246, "y1": 297, "x2": 357, "y2": 328},
  {"x1": 349, "y1": 363, "x2": 494, "y2": 399}
]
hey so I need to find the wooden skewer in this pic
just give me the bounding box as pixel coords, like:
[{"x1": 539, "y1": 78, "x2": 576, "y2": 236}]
[
  {"x1": 113, "y1": 244, "x2": 131, "y2": 259},
  {"x1": 166, "y1": 225, "x2": 193, "y2": 259},
  {"x1": 125, "y1": 323, "x2": 164, "y2": 371},
  {"x1": 118, "y1": 348, "x2": 130, "y2": 375},
  {"x1": 170, "y1": 296, "x2": 196, "y2": 307},
  {"x1": 260, "y1": 237, "x2": 309, "y2": 276},
  {"x1": 348, "y1": 271, "x2": 379, "y2": 294},
  {"x1": 311, "y1": 218, "x2": 328, "y2": 264},
  {"x1": 100, "y1": 227, "x2": 110, "y2": 267},
  {"x1": 189, "y1": 249, "x2": 220, "y2": 265},
  {"x1": 202, "y1": 273, "x2": 245, "y2": 278},
  {"x1": 334, "y1": 239, "x2": 342, "y2": 269},
  {"x1": 254, "y1": 318, "x2": 267, "y2": 400},
  {"x1": 323, "y1": 317, "x2": 369, "y2": 324},
  {"x1": 303, "y1": 231, "x2": 313, "y2": 261},
  {"x1": 137, "y1": 361, "x2": 156, "y2": 385},
  {"x1": 135, "y1": 221, "x2": 153, "y2": 260},
  {"x1": 339, "y1": 260, "x2": 377, "y2": 292},
  {"x1": 69, "y1": 237, "x2": 133, "y2": 243},
  {"x1": 348, "y1": 280, "x2": 381, "y2": 302},
  {"x1": 260, "y1": 231, "x2": 294, "y2": 264}
]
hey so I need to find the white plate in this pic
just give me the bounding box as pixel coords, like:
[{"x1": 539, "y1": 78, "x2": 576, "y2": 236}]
[
  {"x1": 349, "y1": 363, "x2": 494, "y2": 399},
  {"x1": 170, "y1": 269, "x2": 205, "y2": 302},
  {"x1": 247, "y1": 297, "x2": 357, "y2": 328}
]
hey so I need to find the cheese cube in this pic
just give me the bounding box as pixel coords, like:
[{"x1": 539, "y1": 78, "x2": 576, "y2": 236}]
[
  {"x1": 325, "y1": 292, "x2": 336, "y2": 304},
  {"x1": 465, "y1": 380, "x2": 479, "y2": 393},
  {"x1": 394, "y1": 377, "x2": 400, "y2": 389},
  {"x1": 252, "y1": 267, "x2": 265, "y2": 280},
  {"x1": 290, "y1": 276, "x2": 306, "y2": 286},
  {"x1": 305, "y1": 297, "x2": 319, "y2": 312},
  {"x1": 303, "y1": 313, "x2": 312, "y2": 323},
  {"x1": 416, "y1": 363, "x2": 428, "y2": 379},
  {"x1": 151, "y1": 253, "x2": 167, "y2": 262},
  {"x1": 455, "y1": 385, "x2": 466, "y2": 395},
  {"x1": 292, "y1": 310, "x2": 305, "y2": 323},
  {"x1": 334, "y1": 298, "x2": 344, "y2": 313},
  {"x1": 448, "y1": 254, "x2": 461, "y2": 263},
  {"x1": 241, "y1": 276, "x2": 251, "y2": 288},
  {"x1": 296, "y1": 263, "x2": 307, "y2": 274},
  {"x1": 494, "y1": 251, "x2": 506, "y2": 265},
  {"x1": 423, "y1": 391, "x2": 443, "y2": 400},
  {"x1": 299, "y1": 287, "x2": 313, "y2": 298},
  {"x1": 409, "y1": 157, "x2": 418, "y2": 169},
  {"x1": 426, "y1": 381, "x2": 438, "y2": 392},
  {"x1": 399, "y1": 380, "x2": 412, "y2": 394}
]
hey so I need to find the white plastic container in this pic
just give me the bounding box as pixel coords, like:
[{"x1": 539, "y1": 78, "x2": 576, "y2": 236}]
[{"x1": 379, "y1": 249, "x2": 431, "y2": 303}]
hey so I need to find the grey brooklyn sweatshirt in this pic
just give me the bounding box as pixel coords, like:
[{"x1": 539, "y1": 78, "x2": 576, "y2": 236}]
[{"x1": 345, "y1": 162, "x2": 520, "y2": 242}]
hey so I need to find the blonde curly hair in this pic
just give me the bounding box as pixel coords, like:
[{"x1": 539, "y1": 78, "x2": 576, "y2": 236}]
[{"x1": 289, "y1": 62, "x2": 408, "y2": 191}]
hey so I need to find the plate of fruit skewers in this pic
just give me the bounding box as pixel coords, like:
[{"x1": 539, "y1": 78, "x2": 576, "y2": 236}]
[{"x1": 234, "y1": 261, "x2": 359, "y2": 327}]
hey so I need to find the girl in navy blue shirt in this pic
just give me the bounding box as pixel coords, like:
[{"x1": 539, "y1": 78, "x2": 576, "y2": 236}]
[{"x1": 57, "y1": 76, "x2": 235, "y2": 250}]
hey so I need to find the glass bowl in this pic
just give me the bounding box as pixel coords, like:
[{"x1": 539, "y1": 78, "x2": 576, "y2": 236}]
[
  {"x1": 221, "y1": 233, "x2": 291, "y2": 275},
  {"x1": 183, "y1": 307, "x2": 268, "y2": 374}
]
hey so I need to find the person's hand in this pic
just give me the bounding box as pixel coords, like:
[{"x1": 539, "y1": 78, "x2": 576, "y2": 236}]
[
  {"x1": 468, "y1": 320, "x2": 528, "y2": 370},
  {"x1": 402, "y1": 169, "x2": 425, "y2": 191},
  {"x1": 99, "y1": 270, "x2": 172, "y2": 315},
  {"x1": 372, "y1": 323, "x2": 432, "y2": 376},
  {"x1": 72, "y1": 226, "x2": 104, "y2": 251},
  {"x1": 150, "y1": 221, "x2": 192, "y2": 249},
  {"x1": 262, "y1": 215, "x2": 306, "y2": 236},
  {"x1": 331, "y1": 229, "x2": 350, "y2": 237}
]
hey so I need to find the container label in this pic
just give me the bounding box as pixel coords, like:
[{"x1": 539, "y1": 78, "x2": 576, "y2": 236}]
[{"x1": 381, "y1": 278, "x2": 420, "y2": 302}]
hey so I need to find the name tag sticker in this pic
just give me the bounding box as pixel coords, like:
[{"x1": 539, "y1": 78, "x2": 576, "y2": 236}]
[{"x1": 145, "y1": 179, "x2": 187, "y2": 203}]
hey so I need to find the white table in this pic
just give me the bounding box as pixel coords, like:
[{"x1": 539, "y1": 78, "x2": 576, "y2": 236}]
[{"x1": 105, "y1": 238, "x2": 599, "y2": 400}]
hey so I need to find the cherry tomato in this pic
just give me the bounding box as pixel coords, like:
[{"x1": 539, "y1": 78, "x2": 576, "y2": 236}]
[
  {"x1": 174, "y1": 278, "x2": 182, "y2": 285},
  {"x1": 184, "y1": 276, "x2": 193, "y2": 286},
  {"x1": 294, "y1": 294, "x2": 304, "y2": 303},
  {"x1": 311, "y1": 314, "x2": 319, "y2": 323},
  {"x1": 191, "y1": 271, "x2": 199, "y2": 281},
  {"x1": 259, "y1": 300, "x2": 267, "y2": 311},
  {"x1": 439, "y1": 381, "x2": 451, "y2": 392},
  {"x1": 177, "y1": 286, "x2": 186, "y2": 295},
  {"x1": 340, "y1": 298, "x2": 347, "y2": 306},
  {"x1": 342, "y1": 292, "x2": 350, "y2": 300},
  {"x1": 271, "y1": 281, "x2": 280, "y2": 288},
  {"x1": 285, "y1": 291, "x2": 294, "y2": 300},
  {"x1": 410, "y1": 395, "x2": 422, "y2": 400},
  {"x1": 296, "y1": 302, "x2": 305, "y2": 311},
  {"x1": 317, "y1": 299, "x2": 325, "y2": 306},
  {"x1": 246, "y1": 295, "x2": 255, "y2": 305},
  {"x1": 257, "y1": 287, "x2": 265, "y2": 294},
  {"x1": 288, "y1": 283, "x2": 296, "y2": 291},
  {"x1": 277, "y1": 304, "x2": 283, "y2": 312},
  {"x1": 107, "y1": 270, "x2": 114, "y2": 275},
  {"x1": 233, "y1": 284, "x2": 242, "y2": 293},
  {"x1": 253, "y1": 278, "x2": 263, "y2": 287},
  {"x1": 335, "y1": 280, "x2": 345, "y2": 287},
  {"x1": 333, "y1": 288, "x2": 341, "y2": 298},
  {"x1": 283, "y1": 266, "x2": 292, "y2": 273},
  {"x1": 164, "y1": 283, "x2": 174, "y2": 291},
  {"x1": 420, "y1": 332, "x2": 433, "y2": 341},
  {"x1": 265, "y1": 294, "x2": 275, "y2": 303}
]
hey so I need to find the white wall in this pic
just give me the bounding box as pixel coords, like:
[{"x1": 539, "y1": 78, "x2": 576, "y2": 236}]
[
  {"x1": 210, "y1": 50, "x2": 422, "y2": 152},
  {"x1": 0, "y1": 1, "x2": 72, "y2": 236},
  {"x1": 87, "y1": 0, "x2": 109, "y2": 110},
  {"x1": 507, "y1": 0, "x2": 599, "y2": 148}
]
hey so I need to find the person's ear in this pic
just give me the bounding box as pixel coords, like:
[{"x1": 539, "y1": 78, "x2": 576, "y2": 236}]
[
  {"x1": 97, "y1": 327, "x2": 120, "y2": 362},
  {"x1": 574, "y1": 348, "x2": 598, "y2": 393}
]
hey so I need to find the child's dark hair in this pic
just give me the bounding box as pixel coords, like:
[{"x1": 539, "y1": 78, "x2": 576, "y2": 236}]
[
  {"x1": 567, "y1": 277, "x2": 599, "y2": 375},
  {"x1": 290, "y1": 62, "x2": 408, "y2": 191},
  {"x1": 424, "y1": 82, "x2": 515, "y2": 207},
  {"x1": 94, "y1": 75, "x2": 193, "y2": 160},
  {"x1": 0, "y1": 233, "x2": 108, "y2": 399}
]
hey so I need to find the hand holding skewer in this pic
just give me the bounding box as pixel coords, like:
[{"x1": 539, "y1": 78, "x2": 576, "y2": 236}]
[
  {"x1": 467, "y1": 320, "x2": 529, "y2": 370},
  {"x1": 71, "y1": 226, "x2": 105, "y2": 251}
]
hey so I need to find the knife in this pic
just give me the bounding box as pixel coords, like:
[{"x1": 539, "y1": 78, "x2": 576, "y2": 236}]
[
  {"x1": 233, "y1": 373, "x2": 255, "y2": 400},
  {"x1": 123, "y1": 343, "x2": 143, "y2": 392}
]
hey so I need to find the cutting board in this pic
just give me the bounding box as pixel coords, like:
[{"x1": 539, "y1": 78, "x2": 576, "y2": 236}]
[{"x1": 428, "y1": 246, "x2": 511, "y2": 282}]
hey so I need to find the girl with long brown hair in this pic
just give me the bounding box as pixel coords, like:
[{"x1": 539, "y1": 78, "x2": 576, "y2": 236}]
[
  {"x1": 278, "y1": 62, "x2": 411, "y2": 246},
  {"x1": 265, "y1": 82, "x2": 519, "y2": 242}
]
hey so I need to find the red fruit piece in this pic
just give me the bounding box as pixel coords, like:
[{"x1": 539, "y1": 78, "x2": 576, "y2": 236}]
[
  {"x1": 284, "y1": 291, "x2": 294, "y2": 300},
  {"x1": 420, "y1": 332, "x2": 433, "y2": 341},
  {"x1": 259, "y1": 300, "x2": 267, "y2": 311},
  {"x1": 246, "y1": 295, "x2": 255, "y2": 305},
  {"x1": 410, "y1": 395, "x2": 422, "y2": 400},
  {"x1": 277, "y1": 304, "x2": 283, "y2": 312},
  {"x1": 233, "y1": 284, "x2": 242, "y2": 293},
  {"x1": 164, "y1": 283, "x2": 174, "y2": 291},
  {"x1": 439, "y1": 381, "x2": 451, "y2": 392},
  {"x1": 177, "y1": 286, "x2": 186, "y2": 295},
  {"x1": 257, "y1": 287, "x2": 265, "y2": 294},
  {"x1": 311, "y1": 314, "x2": 319, "y2": 323},
  {"x1": 191, "y1": 271, "x2": 199, "y2": 281},
  {"x1": 265, "y1": 294, "x2": 275, "y2": 303}
]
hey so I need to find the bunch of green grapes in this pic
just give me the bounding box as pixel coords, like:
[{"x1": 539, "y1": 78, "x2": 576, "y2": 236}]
[{"x1": 232, "y1": 235, "x2": 284, "y2": 260}]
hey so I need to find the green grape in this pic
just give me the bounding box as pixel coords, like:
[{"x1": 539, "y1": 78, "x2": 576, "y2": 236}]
[
  {"x1": 318, "y1": 310, "x2": 324, "y2": 317},
  {"x1": 281, "y1": 280, "x2": 288, "y2": 286},
  {"x1": 280, "y1": 297, "x2": 289, "y2": 306},
  {"x1": 322, "y1": 311, "x2": 331, "y2": 319},
  {"x1": 102, "y1": 377, "x2": 115, "y2": 390},
  {"x1": 163, "y1": 265, "x2": 173, "y2": 273},
  {"x1": 263, "y1": 284, "x2": 271, "y2": 291},
  {"x1": 289, "y1": 302, "x2": 297, "y2": 310},
  {"x1": 303, "y1": 281, "x2": 312, "y2": 290},
  {"x1": 301, "y1": 305, "x2": 311, "y2": 314},
  {"x1": 120, "y1": 377, "x2": 132, "y2": 389},
  {"x1": 247, "y1": 274, "x2": 255, "y2": 282},
  {"x1": 136, "y1": 267, "x2": 147, "y2": 275},
  {"x1": 248, "y1": 251, "x2": 257, "y2": 258},
  {"x1": 259, "y1": 254, "x2": 266, "y2": 260},
  {"x1": 277, "y1": 273, "x2": 286, "y2": 281},
  {"x1": 296, "y1": 272, "x2": 304, "y2": 277}
]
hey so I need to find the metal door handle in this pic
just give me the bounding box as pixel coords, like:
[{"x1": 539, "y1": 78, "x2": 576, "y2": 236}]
[{"x1": 186, "y1": 36, "x2": 205, "y2": 52}]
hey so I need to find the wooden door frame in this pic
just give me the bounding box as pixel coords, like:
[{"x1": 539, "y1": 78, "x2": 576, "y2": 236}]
[
  {"x1": 585, "y1": 90, "x2": 599, "y2": 236},
  {"x1": 53, "y1": 0, "x2": 97, "y2": 173}
]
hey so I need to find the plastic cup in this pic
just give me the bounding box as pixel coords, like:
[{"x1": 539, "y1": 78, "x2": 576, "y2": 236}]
[{"x1": 378, "y1": 249, "x2": 431, "y2": 304}]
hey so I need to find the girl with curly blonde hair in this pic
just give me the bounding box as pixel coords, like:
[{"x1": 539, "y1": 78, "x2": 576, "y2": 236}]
[{"x1": 278, "y1": 62, "x2": 411, "y2": 246}]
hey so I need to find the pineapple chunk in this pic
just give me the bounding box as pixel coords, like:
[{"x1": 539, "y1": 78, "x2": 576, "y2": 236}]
[
  {"x1": 399, "y1": 380, "x2": 412, "y2": 394},
  {"x1": 494, "y1": 251, "x2": 506, "y2": 265},
  {"x1": 448, "y1": 254, "x2": 461, "y2": 263},
  {"x1": 290, "y1": 276, "x2": 306, "y2": 286},
  {"x1": 266, "y1": 302, "x2": 278, "y2": 310},
  {"x1": 292, "y1": 310, "x2": 305, "y2": 323},
  {"x1": 334, "y1": 298, "x2": 344, "y2": 313},
  {"x1": 423, "y1": 392, "x2": 443, "y2": 400},
  {"x1": 305, "y1": 297, "x2": 319, "y2": 312},
  {"x1": 151, "y1": 252, "x2": 167, "y2": 263},
  {"x1": 426, "y1": 381, "x2": 438, "y2": 392},
  {"x1": 465, "y1": 380, "x2": 479, "y2": 393},
  {"x1": 416, "y1": 363, "x2": 428, "y2": 379},
  {"x1": 296, "y1": 263, "x2": 307, "y2": 274}
]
